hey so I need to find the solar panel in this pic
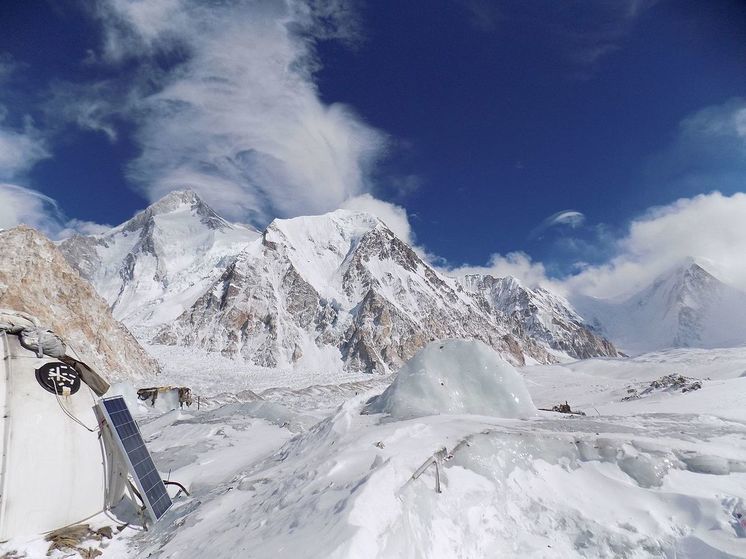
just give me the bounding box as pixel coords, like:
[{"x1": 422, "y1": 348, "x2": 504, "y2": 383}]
[{"x1": 98, "y1": 396, "x2": 172, "y2": 522}]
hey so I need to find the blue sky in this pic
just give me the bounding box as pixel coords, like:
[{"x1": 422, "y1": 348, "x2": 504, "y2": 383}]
[{"x1": 1, "y1": 0, "x2": 746, "y2": 295}]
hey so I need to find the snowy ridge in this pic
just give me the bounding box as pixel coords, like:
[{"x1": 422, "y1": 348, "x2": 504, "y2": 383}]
[{"x1": 573, "y1": 259, "x2": 746, "y2": 354}]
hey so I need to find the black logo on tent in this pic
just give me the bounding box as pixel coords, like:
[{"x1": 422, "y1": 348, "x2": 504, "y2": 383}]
[{"x1": 35, "y1": 362, "x2": 81, "y2": 395}]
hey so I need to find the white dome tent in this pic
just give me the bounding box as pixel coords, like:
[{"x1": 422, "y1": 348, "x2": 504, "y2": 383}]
[{"x1": 0, "y1": 309, "x2": 139, "y2": 540}]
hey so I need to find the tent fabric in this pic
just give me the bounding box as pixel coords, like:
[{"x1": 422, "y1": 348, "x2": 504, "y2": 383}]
[
  {"x1": 19, "y1": 327, "x2": 67, "y2": 358},
  {"x1": 0, "y1": 333, "x2": 110, "y2": 539},
  {"x1": 0, "y1": 308, "x2": 37, "y2": 333}
]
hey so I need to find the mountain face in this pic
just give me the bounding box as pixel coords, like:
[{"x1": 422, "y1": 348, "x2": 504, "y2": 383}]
[
  {"x1": 59, "y1": 190, "x2": 258, "y2": 333},
  {"x1": 149, "y1": 205, "x2": 617, "y2": 372},
  {"x1": 459, "y1": 275, "x2": 618, "y2": 360},
  {"x1": 573, "y1": 260, "x2": 746, "y2": 354},
  {"x1": 60, "y1": 191, "x2": 617, "y2": 374},
  {"x1": 0, "y1": 226, "x2": 159, "y2": 381}
]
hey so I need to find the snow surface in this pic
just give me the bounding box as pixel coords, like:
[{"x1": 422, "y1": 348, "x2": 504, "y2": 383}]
[
  {"x1": 5, "y1": 347, "x2": 746, "y2": 558},
  {"x1": 364, "y1": 339, "x2": 537, "y2": 420}
]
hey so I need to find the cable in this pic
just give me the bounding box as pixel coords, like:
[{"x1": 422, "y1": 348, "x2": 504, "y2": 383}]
[
  {"x1": 52, "y1": 378, "x2": 99, "y2": 432},
  {"x1": 163, "y1": 480, "x2": 190, "y2": 496}
]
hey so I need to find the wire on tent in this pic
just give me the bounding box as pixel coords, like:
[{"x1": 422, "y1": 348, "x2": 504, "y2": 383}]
[{"x1": 52, "y1": 378, "x2": 100, "y2": 433}]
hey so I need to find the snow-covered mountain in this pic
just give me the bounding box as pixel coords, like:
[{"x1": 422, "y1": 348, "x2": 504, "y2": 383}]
[
  {"x1": 60, "y1": 191, "x2": 617, "y2": 373},
  {"x1": 59, "y1": 190, "x2": 259, "y2": 331},
  {"x1": 0, "y1": 226, "x2": 159, "y2": 380},
  {"x1": 573, "y1": 259, "x2": 746, "y2": 354},
  {"x1": 151, "y1": 207, "x2": 617, "y2": 372}
]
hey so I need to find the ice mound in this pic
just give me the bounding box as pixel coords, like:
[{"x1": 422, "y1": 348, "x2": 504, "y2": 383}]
[{"x1": 365, "y1": 339, "x2": 537, "y2": 419}]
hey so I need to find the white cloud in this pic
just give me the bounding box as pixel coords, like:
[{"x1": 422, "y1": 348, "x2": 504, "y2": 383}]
[
  {"x1": 0, "y1": 121, "x2": 49, "y2": 180},
  {"x1": 0, "y1": 54, "x2": 50, "y2": 179},
  {"x1": 528, "y1": 209, "x2": 585, "y2": 240},
  {"x1": 0, "y1": 183, "x2": 60, "y2": 232},
  {"x1": 566, "y1": 192, "x2": 746, "y2": 298},
  {"x1": 340, "y1": 194, "x2": 412, "y2": 244},
  {"x1": 0, "y1": 183, "x2": 109, "y2": 239},
  {"x1": 445, "y1": 192, "x2": 746, "y2": 300},
  {"x1": 65, "y1": 0, "x2": 387, "y2": 226},
  {"x1": 56, "y1": 218, "x2": 113, "y2": 238},
  {"x1": 647, "y1": 97, "x2": 746, "y2": 192},
  {"x1": 562, "y1": 99, "x2": 746, "y2": 299},
  {"x1": 447, "y1": 251, "x2": 561, "y2": 292}
]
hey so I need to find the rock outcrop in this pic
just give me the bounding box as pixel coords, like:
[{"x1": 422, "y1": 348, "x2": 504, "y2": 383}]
[{"x1": 0, "y1": 226, "x2": 159, "y2": 381}]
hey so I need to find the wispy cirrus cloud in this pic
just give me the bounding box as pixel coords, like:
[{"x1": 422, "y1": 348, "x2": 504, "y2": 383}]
[
  {"x1": 50, "y1": 0, "x2": 392, "y2": 228},
  {"x1": 457, "y1": 0, "x2": 657, "y2": 76},
  {"x1": 0, "y1": 183, "x2": 110, "y2": 238},
  {"x1": 528, "y1": 210, "x2": 586, "y2": 240},
  {"x1": 646, "y1": 97, "x2": 746, "y2": 195},
  {"x1": 0, "y1": 55, "x2": 50, "y2": 180},
  {"x1": 0, "y1": 183, "x2": 59, "y2": 232},
  {"x1": 0, "y1": 54, "x2": 109, "y2": 238},
  {"x1": 0, "y1": 123, "x2": 49, "y2": 181}
]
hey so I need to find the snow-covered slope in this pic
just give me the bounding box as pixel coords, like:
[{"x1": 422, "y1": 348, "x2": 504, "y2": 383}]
[
  {"x1": 154, "y1": 210, "x2": 617, "y2": 373},
  {"x1": 0, "y1": 226, "x2": 159, "y2": 381},
  {"x1": 574, "y1": 259, "x2": 746, "y2": 354},
  {"x1": 6, "y1": 342, "x2": 746, "y2": 558},
  {"x1": 58, "y1": 189, "x2": 259, "y2": 331},
  {"x1": 26, "y1": 345, "x2": 741, "y2": 559}
]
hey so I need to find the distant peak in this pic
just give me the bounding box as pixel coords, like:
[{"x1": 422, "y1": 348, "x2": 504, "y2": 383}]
[
  {"x1": 674, "y1": 257, "x2": 716, "y2": 279},
  {"x1": 106, "y1": 188, "x2": 233, "y2": 235}
]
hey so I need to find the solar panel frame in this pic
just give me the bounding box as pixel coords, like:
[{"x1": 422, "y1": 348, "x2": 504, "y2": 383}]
[{"x1": 98, "y1": 396, "x2": 173, "y2": 523}]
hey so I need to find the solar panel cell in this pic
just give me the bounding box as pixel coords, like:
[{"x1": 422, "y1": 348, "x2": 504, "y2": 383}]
[{"x1": 98, "y1": 396, "x2": 173, "y2": 523}]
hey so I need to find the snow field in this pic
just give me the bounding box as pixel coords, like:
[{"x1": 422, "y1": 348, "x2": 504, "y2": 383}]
[
  {"x1": 121, "y1": 344, "x2": 746, "y2": 558},
  {"x1": 6, "y1": 346, "x2": 746, "y2": 558}
]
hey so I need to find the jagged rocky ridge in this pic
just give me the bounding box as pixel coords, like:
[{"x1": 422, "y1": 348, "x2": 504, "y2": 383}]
[
  {"x1": 58, "y1": 190, "x2": 618, "y2": 373},
  {"x1": 0, "y1": 226, "x2": 159, "y2": 381},
  {"x1": 459, "y1": 274, "x2": 618, "y2": 359}
]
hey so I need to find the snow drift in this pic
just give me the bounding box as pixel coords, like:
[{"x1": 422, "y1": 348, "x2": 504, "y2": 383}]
[{"x1": 364, "y1": 339, "x2": 537, "y2": 419}]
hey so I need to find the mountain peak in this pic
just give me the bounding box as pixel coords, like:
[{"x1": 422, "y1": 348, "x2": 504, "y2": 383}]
[
  {"x1": 673, "y1": 256, "x2": 715, "y2": 277},
  {"x1": 268, "y1": 209, "x2": 383, "y2": 235},
  {"x1": 146, "y1": 188, "x2": 208, "y2": 214},
  {"x1": 114, "y1": 188, "x2": 231, "y2": 234},
  {"x1": 652, "y1": 257, "x2": 720, "y2": 294}
]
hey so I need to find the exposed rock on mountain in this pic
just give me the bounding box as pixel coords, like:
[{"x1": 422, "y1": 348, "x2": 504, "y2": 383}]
[
  {"x1": 0, "y1": 226, "x2": 159, "y2": 380},
  {"x1": 573, "y1": 259, "x2": 746, "y2": 354},
  {"x1": 460, "y1": 274, "x2": 618, "y2": 359},
  {"x1": 59, "y1": 189, "x2": 258, "y2": 332}
]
